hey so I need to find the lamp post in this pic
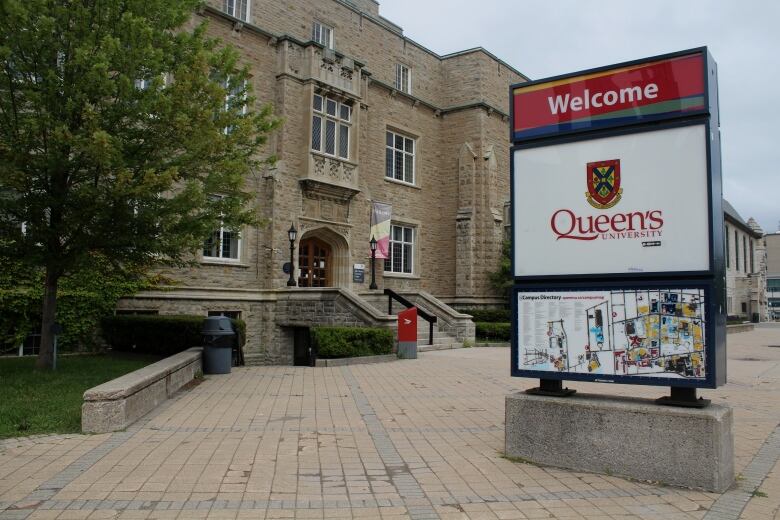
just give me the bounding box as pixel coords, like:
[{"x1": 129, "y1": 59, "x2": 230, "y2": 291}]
[
  {"x1": 369, "y1": 235, "x2": 378, "y2": 290},
  {"x1": 287, "y1": 223, "x2": 297, "y2": 287}
]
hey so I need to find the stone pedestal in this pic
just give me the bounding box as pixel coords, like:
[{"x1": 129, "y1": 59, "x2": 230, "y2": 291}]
[{"x1": 505, "y1": 392, "x2": 734, "y2": 492}]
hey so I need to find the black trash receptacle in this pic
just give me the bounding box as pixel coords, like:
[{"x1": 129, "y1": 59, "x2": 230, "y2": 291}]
[{"x1": 202, "y1": 317, "x2": 235, "y2": 374}]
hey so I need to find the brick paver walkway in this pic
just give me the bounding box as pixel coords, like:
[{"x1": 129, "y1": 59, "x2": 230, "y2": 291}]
[{"x1": 1, "y1": 324, "x2": 780, "y2": 519}]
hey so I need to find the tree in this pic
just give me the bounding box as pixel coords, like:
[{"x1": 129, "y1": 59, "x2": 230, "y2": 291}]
[
  {"x1": 0, "y1": 0, "x2": 280, "y2": 369},
  {"x1": 489, "y1": 239, "x2": 512, "y2": 307}
]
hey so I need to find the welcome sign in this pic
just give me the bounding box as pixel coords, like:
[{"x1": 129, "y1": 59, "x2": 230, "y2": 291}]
[
  {"x1": 512, "y1": 52, "x2": 706, "y2": 141},
  {"x1": 509, "y1": 48, "x2": 726, "y2": 389}
]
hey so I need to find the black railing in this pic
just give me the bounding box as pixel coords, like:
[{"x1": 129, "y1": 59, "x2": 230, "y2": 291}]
[{"x1": 384, "y1": 288, "x2": 437, "y2": 345}]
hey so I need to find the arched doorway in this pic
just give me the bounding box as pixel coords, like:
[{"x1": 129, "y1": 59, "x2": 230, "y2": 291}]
[
  {"x1": 298, "y1": 237, "x2": 332, "y2": 287},
  {"x1": 295, "y1": 226, "x2": 350, "y2": 288}
]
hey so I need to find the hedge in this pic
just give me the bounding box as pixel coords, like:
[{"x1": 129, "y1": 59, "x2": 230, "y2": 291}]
[
  {"x1": 463, "y1": 309, "x2": 510, "y2": 323},
  {"x1": 101, "y1": 315, "x2": 246, "y2": 357},
  {"x1": 475, "y1": 322, "x2": 511, "y2": 341},
  {"x1": 311, "y1": 326, "x2": 394, "y2": 359}
]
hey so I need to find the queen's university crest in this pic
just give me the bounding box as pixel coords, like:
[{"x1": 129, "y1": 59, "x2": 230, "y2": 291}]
[{"x1": 586, "y1": 159, "x2": 622, "y2": 209}]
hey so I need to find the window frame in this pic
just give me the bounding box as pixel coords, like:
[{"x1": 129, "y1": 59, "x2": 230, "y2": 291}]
[
  {"x1": 385, "y1": 130, "x2": 416, "y2": 185},
  {"x1": 202, "y1": 196, "x2": 242, "y2": 263},
  {"x1": 312, "y1": 21, "x2": 334, "y2": 49},
  {"x1": 224, "y1": 77, "x2": 248, "y2": 135},
  {"x1": 224, "y1": 0, "x2": 251, "y2": 22},
  {"x1": 311, "y1": 93, "x2": 351, "y2": 160},
  {"x1": 383, "y1": 224, "x2": 415, "y2": 275},
  {"x1": 395, "y1": 64, "x2": 411, "y2": 94}
]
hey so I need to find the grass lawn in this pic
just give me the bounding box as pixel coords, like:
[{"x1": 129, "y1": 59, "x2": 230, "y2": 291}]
[{"x1": 0, "y1": 353, "x2": 159, "y2": 439}]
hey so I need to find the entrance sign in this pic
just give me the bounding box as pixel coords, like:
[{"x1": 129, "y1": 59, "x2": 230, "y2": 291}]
[
  {"x1": 513, "y1": 124, "x2": 710, "y2": 276},
  {"x1": 509, "y1": 48, "x2": 725, "y2": 390},
  {"x1": 512, "y1": 52, "x2": 706, "y2": 141}
]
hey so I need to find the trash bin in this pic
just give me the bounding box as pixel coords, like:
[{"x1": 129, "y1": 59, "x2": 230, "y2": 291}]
[
  {"x1": 202, "y1": 317, "x2": 235, "y2": 374},
  {"x1": 752, "y1": 312, "x2": 759, "y2": 323}
]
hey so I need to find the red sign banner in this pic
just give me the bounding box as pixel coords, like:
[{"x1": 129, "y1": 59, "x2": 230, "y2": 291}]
[{"x1": 512, "y1": 51, "x2": 705, "y2": 140}]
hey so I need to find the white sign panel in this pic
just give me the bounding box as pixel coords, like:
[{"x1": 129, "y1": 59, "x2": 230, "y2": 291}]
[
  {"x1": 513, "y1": 124, "x2": 710, "y2": 276},
  {"x1": 517, "y1": 289, "x2": 707, "y2": 380}
]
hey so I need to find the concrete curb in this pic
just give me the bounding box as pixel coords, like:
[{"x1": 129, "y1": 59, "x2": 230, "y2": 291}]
[{"x1": 314, "y1": 354, "x2": 398, "y2": 367}]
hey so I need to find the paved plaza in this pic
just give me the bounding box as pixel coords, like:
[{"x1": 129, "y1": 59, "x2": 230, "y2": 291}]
[{"x1": 1, "y1": 325, "x2": 780, "y2": 520}]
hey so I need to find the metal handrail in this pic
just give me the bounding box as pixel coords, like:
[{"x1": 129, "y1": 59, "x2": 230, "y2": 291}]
[{"x1": 384, "y1": 289, "x2": 437, "y2": 345}]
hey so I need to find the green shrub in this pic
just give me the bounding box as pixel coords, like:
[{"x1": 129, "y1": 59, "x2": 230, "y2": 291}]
[
  {"x1": 311, "y1": 326, "x2": 394, "y2": 359},
  {"x1": 101, "y1": 315, "x2": 246, "y2": 357},
  {"x1": 464, "y1": 309, "x2": 511, "y2": 323},
  {"x1": 475, "y1": 322, "x2": 511, "y2": 341}
]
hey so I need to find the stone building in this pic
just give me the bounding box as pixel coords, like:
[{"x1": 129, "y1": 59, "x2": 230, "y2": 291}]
[
  {"x1": 117, "y1": 0, "x2": 528, "y2": 363},
  {"x1": 766, "y1": 232, "x2": 780, "y2": 320},
  {"x1": 723, "y1": 200, "x2": 767, "y2": 320}
]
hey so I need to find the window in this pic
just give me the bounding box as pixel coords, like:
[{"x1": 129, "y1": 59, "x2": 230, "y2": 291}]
[
  {"x1": 725, "y1": 226, "x2": 730, "y2": 268},
  {"x1": 224, "y1": 77, "x2": 247, "y2": 135},
  {"x1": 203, "y1": 197, "x2": 241, "y2": 261},
  {"x1": 395, "y1": 64, "x2": 411, "y2": 94},
  {"x1": 311, "y1": 94, "x2": 350, "y2": 159},
  {"x1": 208, "y1": 310, "x2": 241, "y2": 319},
  {"x1": 741, "y1": 302, "x2": 747, "y2": 313},
  {"x1": 743, "y1": 236, "x2": 748, "y2": 273},
  {"x1": 385, "y1": 131, "x2": 415, "y2": 184},
  {"x1": 384, "y1": 224, "x2": 414, "y2": 274},
  {"x1": 312, "y1": 21, "x2": 333, "y2": 48},
  {"x1": 224, "y1": 0, "x2": 250, "y2": 22},
  {"x1": 750, "y1": 240, "x2": 755, "y2": 273},
  {"x1": 734, "y1": 230, "x2": 739, "y2": 271}
]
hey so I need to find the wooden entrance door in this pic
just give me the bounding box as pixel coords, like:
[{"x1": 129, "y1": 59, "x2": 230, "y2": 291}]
[{"x1": 298, "y1": 238, "x2": 331, "y2": 287}]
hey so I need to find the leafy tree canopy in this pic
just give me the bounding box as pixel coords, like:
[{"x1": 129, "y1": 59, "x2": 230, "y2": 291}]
[{"x1": 0, "y1": 0, "x2": 280, "y2": 368}]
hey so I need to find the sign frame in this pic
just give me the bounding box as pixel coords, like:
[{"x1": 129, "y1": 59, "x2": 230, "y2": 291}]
[
  {"x1": 510, "y1": 279, "x2": 726, "y2": 389},
  {"x1": 510, "y1": 117, "x2": 724, "y2": 281},
  {"x1": 508, "y1": 46, "x2": 726, "y2": 391}
]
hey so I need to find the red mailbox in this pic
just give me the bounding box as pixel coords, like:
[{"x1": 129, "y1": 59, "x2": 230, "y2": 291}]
[{"x1": 397, "y1": 307, "x2": 418, "y2": 359}]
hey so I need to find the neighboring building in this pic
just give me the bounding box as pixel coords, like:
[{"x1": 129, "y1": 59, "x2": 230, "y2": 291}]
[
  {"x1": 117, "y1": 0, "x2": 528, "y2": 363},
  {"x1": 723, "y1": 201, "x2": 767, "y2": 320},
  {"x1": 766, "y1": 232, "x2": 780, "y2": 320}
]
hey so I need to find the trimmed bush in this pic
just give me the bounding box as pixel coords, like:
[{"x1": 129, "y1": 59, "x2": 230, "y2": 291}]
[
  {"x1": 463, "y1": 309, "x2": 510, "y2": 323},
  {"x1": 475, "y1": 322, "x2": 511, "y2": 341},
  {"x1": 311, "y1": 326, "x2": 394, "y2": 359},
  {"x1": 101, "y1": 315, "x2": 246, "y2": 357}
]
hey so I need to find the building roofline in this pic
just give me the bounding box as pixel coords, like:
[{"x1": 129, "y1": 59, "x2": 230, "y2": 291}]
[
  {"x1": 440, "y1": 47, "x2": 531, "y2": 82},
  {"x1": 204, "y1": 2, "x2": 530, "y2": 82},
  {"x1": 724, "y1": 212, "x2": 763, "y2": 238}
]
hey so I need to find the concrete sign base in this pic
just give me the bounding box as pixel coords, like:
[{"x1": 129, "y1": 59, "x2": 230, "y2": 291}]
[
  {"x1": 505, "y1": 392, "x2": 734, "y2": 492},
  {"x1": 398, "y1": 341, "x2": 417, "y2": 359}
]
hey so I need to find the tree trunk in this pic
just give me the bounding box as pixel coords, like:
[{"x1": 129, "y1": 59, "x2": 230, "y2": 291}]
[{"x1": 35, "y1": 267, "x2": 60, "y2": 370}]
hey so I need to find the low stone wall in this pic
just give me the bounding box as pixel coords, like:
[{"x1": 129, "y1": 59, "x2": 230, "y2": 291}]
[
  {"x1": 727, "y1": 323, "x2": 755, "y2": 334},
  {"x1": 82, "y1": 348, "x2": 202, "y2": 433}
]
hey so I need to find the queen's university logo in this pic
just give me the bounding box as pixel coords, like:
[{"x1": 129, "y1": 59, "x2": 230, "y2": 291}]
[{"x1": 586, "y1": 159, "x2": 622, "y2": 209}]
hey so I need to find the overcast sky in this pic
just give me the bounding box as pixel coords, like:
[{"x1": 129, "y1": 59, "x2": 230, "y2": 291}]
[{"x1": 380, "y1": 0, "x2": 779, "y2": 233}]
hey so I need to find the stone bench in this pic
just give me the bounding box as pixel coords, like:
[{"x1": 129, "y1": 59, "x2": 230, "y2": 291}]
[
  {"x1": 727, "y1": 323, "x2": 755, "y2": 334},
  {"x1": 82, "y1": 347, "x2": 202, "y2": 433}
]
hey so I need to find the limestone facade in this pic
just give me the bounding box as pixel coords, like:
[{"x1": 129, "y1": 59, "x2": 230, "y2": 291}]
[
  {"x1": 118, "y1": 0, "x2": 523, "y2": 363},
  {"x1": 723, "y1": 201, "x2": 767, "y2": 320},
  {"x1": 766, "y1": 233, "x2": 780, "y2": 319}
]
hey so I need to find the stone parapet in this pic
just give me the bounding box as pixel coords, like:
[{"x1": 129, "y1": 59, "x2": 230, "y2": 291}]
[{"x1": 82, "y1": 348, "x2": 202, "y2": 433}]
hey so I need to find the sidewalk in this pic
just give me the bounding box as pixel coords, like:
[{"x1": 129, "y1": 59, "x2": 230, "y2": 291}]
[{"x1": 1, "y1": 324, "x2": 779, "y2": 519}]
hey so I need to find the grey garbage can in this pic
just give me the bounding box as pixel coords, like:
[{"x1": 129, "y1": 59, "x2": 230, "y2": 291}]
[{"x1": 202, "y1": 317, "x2": 235, "y2": 374}]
